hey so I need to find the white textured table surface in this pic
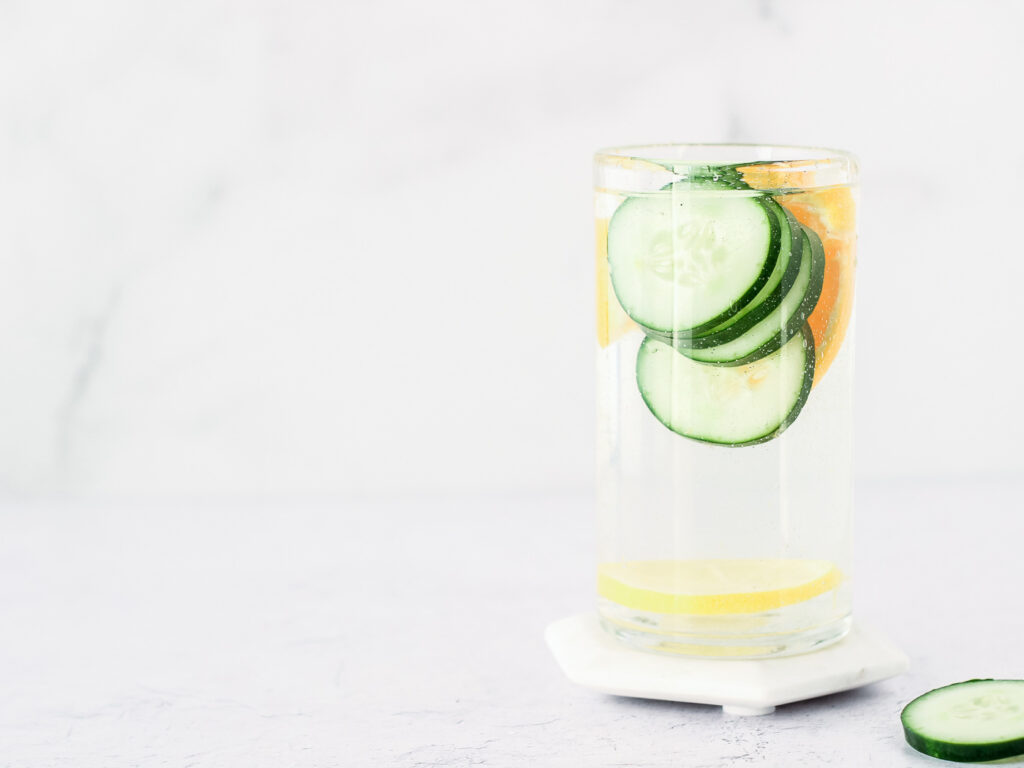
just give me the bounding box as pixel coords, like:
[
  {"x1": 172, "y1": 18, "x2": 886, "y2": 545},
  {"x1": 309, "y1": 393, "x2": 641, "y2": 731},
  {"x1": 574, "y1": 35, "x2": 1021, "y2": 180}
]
[{"x1": 2, "y1": 479, "x2": 1022, "y2": 767}]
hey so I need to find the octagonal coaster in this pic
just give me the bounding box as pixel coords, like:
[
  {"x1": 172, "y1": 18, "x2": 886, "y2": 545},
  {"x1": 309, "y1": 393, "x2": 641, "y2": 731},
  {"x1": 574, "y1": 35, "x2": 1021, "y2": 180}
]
[{"x1": 546, "y1": 614, "x2": 908, "y2": 715}]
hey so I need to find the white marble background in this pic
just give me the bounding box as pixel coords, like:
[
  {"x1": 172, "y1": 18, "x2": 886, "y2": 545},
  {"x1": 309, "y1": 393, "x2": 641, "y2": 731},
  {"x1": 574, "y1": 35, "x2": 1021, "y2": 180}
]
[{"x1": 1, "y1": 0, "x2": 1021, "y2": 495}]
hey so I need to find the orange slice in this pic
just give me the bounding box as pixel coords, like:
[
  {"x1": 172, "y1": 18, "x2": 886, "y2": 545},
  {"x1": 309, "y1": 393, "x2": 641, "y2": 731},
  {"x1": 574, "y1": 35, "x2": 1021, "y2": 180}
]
[
  {"x1": 737, "y1": 159, "x2": 819, "y2": 191},
  {"x1": 595, "y1": 218, "x2": 637, "y2": 347},
  {"x1": 775, "y1": 187, "x2": 857, "y2": 387},
  {"x1": 810, "y1": 237, "x2": 856, "y2": 386},
  {"x1": 782, "y1": 186, "x2": 856, "y2": 237}
]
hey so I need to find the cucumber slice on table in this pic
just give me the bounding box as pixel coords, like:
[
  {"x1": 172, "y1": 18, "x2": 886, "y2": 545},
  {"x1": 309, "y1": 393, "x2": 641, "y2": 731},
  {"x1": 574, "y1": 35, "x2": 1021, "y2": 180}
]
[
  {"x1": 678, "y1": 223, "x2": 825, "y2": 366},
  {"x1": 636, "y1": 324, "x2": 815, "y2": 446},
  {"x1": 607, "y1": 183, "x2": 781, "y2": 335},
  {"x1": 902, "y1": 679, "x2": 1024, "y2": 762}
]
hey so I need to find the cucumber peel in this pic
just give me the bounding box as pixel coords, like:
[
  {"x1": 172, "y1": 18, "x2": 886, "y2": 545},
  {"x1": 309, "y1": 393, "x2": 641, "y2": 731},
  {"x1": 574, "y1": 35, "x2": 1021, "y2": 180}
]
[
  {"x1": 605, "y1": 172, "x2": 835, "y2": 446},
  {"x1": 636, "y1": 325, "x2": 814, "y2": 447},
  {"x1": 902, "y1": 679, "x2": 1024, "y2": 762}
]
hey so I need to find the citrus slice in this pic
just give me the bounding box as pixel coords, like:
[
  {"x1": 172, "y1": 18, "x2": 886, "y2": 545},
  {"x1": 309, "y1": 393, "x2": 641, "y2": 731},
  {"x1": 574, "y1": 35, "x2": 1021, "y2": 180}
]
[
  {"x1": 595, "y1": 217, "x2": 637, "y2": 347},
  {"x1": 737, "y1": 159, "x2": 820, "y2": 191},
  {"x1": 599, "y1": 154, "x2": 674, "y2": 174},
  {"x1": 775, "y1": 187, "x2": 857, "y2": 387},
  {"x1": 598, "y1": 559, "x2": 842, "y2": 616},
  {"x1": 809, "y1": 237, "x2": 855, "y2": 386},
  {"x1": 782, "y1": 186, "x2": 856, "y2": 238}
]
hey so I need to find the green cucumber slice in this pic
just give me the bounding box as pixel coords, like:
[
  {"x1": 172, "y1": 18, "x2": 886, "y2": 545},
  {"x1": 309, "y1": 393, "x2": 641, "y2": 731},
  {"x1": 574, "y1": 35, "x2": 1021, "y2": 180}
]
[
  {"x1": 607, "y1": 183, "x2": 781, "y2": 334},
  {"x1": 902, "y1": 679, "x2": 1024, "y2": 762},
  {"x1": 677, "y1": 223, "x2": 825, "y2": 366},
  {"x1": 670, "y1": 205, "x2": 804, "y2": 349},
  {"x1": 662, "y1": 166, "x2": 750, "y2": 189},
  {"x1": 636, "y1": 324, "x2": 815, "y2": 446}
]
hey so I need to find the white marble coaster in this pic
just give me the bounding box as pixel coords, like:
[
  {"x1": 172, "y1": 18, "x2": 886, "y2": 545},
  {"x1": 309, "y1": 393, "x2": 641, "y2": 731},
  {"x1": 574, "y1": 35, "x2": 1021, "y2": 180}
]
[{"x1": 546, "y1": 614, "x2": 908, "y2": 716}]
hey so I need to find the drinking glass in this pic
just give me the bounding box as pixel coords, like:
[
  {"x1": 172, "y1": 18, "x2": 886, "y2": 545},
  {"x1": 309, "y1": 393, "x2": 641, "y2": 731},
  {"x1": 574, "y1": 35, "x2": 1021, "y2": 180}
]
[{"x1": 594, "y1": 144, "x2": 857, "y2": 657}]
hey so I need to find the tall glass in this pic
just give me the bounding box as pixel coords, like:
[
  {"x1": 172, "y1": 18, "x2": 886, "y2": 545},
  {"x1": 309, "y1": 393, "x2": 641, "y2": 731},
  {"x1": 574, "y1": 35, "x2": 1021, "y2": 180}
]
[{"x1": 594, "y1": 144, "x2": 857, "y2": 658}]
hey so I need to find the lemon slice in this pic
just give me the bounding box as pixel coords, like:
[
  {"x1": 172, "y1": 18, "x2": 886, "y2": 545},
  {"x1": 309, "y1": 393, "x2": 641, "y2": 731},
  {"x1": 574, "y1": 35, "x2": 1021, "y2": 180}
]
[
  {"x1": 599, "y1": 154, "x2": 674, "y2": 174},
  {"x1": 598, "y1": 559, "x2": 842, "y2": 616},
  {"x1": 595, "y1": 218, "x2": 637, "y2": 347}
]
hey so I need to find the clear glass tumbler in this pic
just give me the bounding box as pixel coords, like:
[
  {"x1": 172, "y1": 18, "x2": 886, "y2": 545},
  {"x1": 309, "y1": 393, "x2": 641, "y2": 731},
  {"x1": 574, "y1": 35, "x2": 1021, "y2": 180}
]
[{"x1": 594, "y1": 144, "x2": 857, "y2": 658}]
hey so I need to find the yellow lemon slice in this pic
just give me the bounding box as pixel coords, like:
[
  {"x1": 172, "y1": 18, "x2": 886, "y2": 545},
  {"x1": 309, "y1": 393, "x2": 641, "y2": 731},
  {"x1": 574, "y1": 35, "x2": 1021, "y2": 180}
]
[
  {"x1": 595, "y1": 218, "x2": 637, "y2": 347},
  {"x1": 598, "y1": 559, "x2": 842, "y2": 616},
  {"x1": 599, "y1": 154, "x2": 672, "y2": 173}
]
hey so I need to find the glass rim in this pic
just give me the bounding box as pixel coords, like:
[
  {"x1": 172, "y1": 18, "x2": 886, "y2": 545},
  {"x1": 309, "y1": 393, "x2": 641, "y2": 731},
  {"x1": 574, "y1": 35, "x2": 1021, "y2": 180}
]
[
  {"x1": 595, "y1": 142, "x2": 858, "y2": 166},
  {"x1": 594, "y1": 143, "x2": 858, "y2": 190}
]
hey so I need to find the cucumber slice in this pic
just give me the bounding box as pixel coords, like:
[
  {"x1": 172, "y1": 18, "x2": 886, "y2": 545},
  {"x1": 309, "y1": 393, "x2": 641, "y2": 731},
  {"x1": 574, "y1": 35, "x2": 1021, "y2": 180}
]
[
  {"x1": 607, "y1": 183, "x2": 781, "y2": 334},
  {"x1": 663, "y1": 166, "x2": 750, "y2": 189},
  {"x1": 677, "y1": 223, "x2": 825, "y2": 366},
  {"x1": 670, "y1": 205, "x2": 804, "y2": 349},
  {"x1": 636, "y1": 325, "x2": 815, "y2": 446},
  {"x1": 902, "y1": 680, "x2": 1024, "y2": 762}
]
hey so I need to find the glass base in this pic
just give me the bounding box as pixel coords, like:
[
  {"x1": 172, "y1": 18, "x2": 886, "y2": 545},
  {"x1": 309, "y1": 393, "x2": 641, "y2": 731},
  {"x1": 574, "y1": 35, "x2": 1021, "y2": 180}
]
[
  {"x1": 548, "y1": 613, "x2": 907, "y2": 711},
  {"x1": 599, "y1": 597, "x2": 853, "y2": 659}
]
